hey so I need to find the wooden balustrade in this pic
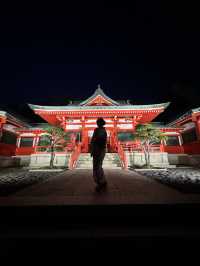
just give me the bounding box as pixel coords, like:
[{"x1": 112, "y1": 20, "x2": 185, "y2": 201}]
[{"x1": 119, "y1": 142, "x2": 163, "y2": 153}]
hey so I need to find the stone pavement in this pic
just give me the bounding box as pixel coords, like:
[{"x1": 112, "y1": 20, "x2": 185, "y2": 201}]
[{"x1": 1, "y1": 169, "x2": 200, "y2": 205}]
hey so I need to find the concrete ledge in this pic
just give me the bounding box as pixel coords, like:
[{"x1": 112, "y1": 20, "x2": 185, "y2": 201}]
[
  {"x1": 0, "y1": 156, "x2": 20, "y2": 168},
  {"x1": 14, "y1": 155, "x2": 31, "y2": 167},
  {"x1": 168, "y1": 154, "x2": 189, "y2": 165},
  {"x1": 30, "y1": 153, "x2": 70, "y2": 168},
  {"x1": 125, "y1": 152, "x2": 169, "y2": 168},
  {"x1": 134, "y1": 168, "x2": 168, "y2": 171},
  {"x1": 189, "y1": 155, "x2": 200, "y2": 166},
  {"x1": 168, "y1": 154, "x2": 200, "y2": 166},
  {"x1": 29, "y1": 169, "x2": 64, "y2": 172}
]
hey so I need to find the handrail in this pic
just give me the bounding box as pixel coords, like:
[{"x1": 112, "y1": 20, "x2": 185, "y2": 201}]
[
  {"x1": 68, "y1": 142, "x2": 81, "y2": 170},
  {"x1": 118, "y1": 142, "x2": 163, "y2": 153},
  {"x1": 117, "y1": 142, "x2": 128, "y2": 170}
]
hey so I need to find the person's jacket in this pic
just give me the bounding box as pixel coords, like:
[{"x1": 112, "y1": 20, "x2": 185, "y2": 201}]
[{"x1": 90, "y1": 127, "x2": 107, "y2": 156}]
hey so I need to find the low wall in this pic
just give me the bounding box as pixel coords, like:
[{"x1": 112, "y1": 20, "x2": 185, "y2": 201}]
[
  {"x1": 14, "y1": 155, "x2": 31, "y2": 167},
  {"x1": 168, "y1": 154, "x2": 189, "y2": 165},
  {"x1": 125, "y1": 152, "x2": 169, "y2": 168},
  {"x1": 189, "y1": 155, "x2": 200, "y2": 166},
  {"x1": 30, "y1": 153, "x2": 70, "y2": 168},
  {"x1": 168, "y1": 154, "x2": 200, "y2": 167},
  {"x1": 0, "y1": 156, "x2": 20, "y2": 168}
]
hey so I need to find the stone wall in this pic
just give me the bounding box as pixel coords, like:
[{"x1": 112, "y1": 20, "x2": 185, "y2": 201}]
[
  {"x1": 0, "y1": 156, "x2": 20, "y2": 168},
  {"x1": 168, "y1": 154, "x2": 200, "y2": 167},
  {"x1": 125, "y1": 152, "x2": 169, "y2": 168},
  {"x1": 30, "y1": 153, "x2": 70, "y2": 168},
  {"x1": 14, "y1": 155, "x2": 31, "y2": 167}
]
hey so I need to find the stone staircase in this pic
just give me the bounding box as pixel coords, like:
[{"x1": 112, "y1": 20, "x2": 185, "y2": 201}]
[{"x1": 76, "y1": 153, "x2": 122, "y2": 169}]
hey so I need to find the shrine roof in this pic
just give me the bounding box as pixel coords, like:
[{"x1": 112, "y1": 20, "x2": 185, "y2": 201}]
[
  {"x1": 28, "y1": 102, "x2": 170, "y2": 111},
  {"x1": 0, "y1": 111, "x2": 6, "y2": 117},
  {"x1": 149, "y1": 122, "x2": 182, "y2": 130},
  {"x1": 79, "y1": 85, "x2": 120, "y2": 106},
  {"x1": 0, "y1": 110, "x2": 30, "y2": 127},
  {"x1": 167, "y1": 106, "x2": 200, "y2": 126}
]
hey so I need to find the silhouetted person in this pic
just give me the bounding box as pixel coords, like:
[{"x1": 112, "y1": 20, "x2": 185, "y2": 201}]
[{"x1": 90, "y1": 117, "x2": 107, "y2": 192}]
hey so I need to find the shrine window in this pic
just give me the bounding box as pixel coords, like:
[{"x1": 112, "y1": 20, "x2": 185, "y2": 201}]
[
  {"x1": 0, "y1": 130, "x2": 17, "y2": 145},
  {"x1": 117, "y1": 132, "x2": 134, "y2": 141},
  {"x1": 165, "y1": 136, "x2": 180, "y2": 146},
  {"x1": 38, "y1": 135, "x2": 51, "y2": 146},
  {"x1": 63, "y1": 132, "x2": 81, "y2": 142},
  {"x1": 182, "y1": 128, "x2": 197, "y2": 144},
  {"x1": 20, "y1": 137, "x2": 34, "y2": 147}
]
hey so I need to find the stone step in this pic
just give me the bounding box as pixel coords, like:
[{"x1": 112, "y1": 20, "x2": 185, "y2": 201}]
[
  {"x1": 78, "y1": 159, "x2": 120, "y2": 163},
  {"x1": 79, "y1": 157, "x2": 118, "y2": 160},
  {"x1": 76, "y1": 166, "x2": 121, "y2": 169},
  {"x1": 77, "y1": 163, "x2": 120, "y2": 166},
  {"x1": 76, "y1": 153, "x2": 122, "y2": 169}
]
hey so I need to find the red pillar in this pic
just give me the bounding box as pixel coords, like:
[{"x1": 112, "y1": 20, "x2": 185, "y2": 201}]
[
  {"x1": 81, "y1": 116, "x2": 88, "y2": 152},
  {"x1": 132, "y1": 116, "x2": 136, "y2": 132},
  {"x1": 0, "y1": 116, "x2": 6, "y2": 139},
  {"x1": 160, "y1": 142, "x2": 164, "y2": 152},
  {"x1": 113, "y1": 116, "x2": 118, "y2": 152}
]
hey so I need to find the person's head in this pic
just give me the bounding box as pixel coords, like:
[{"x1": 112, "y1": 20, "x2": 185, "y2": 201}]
[{"x1": 96, "y1": 117, "x2": 106, "y2": 127}]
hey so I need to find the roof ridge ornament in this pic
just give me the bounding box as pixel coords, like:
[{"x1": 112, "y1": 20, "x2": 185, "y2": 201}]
[
  {"x1": 96, "y1": 84, "x2": 103, "y2": 94},
  {"x1": 79, "y1": 85, "x2": 120, "y2": 106}
]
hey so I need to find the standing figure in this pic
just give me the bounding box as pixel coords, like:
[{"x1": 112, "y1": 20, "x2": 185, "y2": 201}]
[{"x1": 90, "y1": 117, "x2": 107, "y2": 192}]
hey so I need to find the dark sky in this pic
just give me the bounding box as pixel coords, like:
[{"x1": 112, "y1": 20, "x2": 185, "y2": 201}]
[{"x1": 0, "y1": 2, "x2": 200, "y2": 123}]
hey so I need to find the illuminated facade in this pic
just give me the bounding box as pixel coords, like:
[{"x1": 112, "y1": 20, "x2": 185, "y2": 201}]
[{"x1": 0, "y1": 85, "x2": 200, "y2": 168}]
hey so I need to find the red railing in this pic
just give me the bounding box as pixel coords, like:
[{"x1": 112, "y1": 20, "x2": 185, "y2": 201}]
[
  {"x1": 118, "y1": 142, "x2": 165, "y2": 153},
  {"x1": 68, "y1": 142, "x2": 81, "y2": 170},
  {"x1": 117, "y1": 142, "x2": 128, "y2": 170}
]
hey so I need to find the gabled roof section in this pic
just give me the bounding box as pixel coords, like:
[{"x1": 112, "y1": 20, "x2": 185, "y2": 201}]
[
  {"x1": 79, "y1": 85, "x2": 120, "y2": 106},
  {"x1": 0, "y1": 110, "x2": 30, "y2": 128},
  {"x1": 28, "y1": 102, "x2": 170, "y2": 111},
  {"x1": 167, "y1": 106, "x2": 200, "y2": 126}
]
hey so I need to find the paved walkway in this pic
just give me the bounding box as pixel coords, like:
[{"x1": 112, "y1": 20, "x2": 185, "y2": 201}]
[{"x1": 1, "y1": 169, "x2": 200, "y2": 205}]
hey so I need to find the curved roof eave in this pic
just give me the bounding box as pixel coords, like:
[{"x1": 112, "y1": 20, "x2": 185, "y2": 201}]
[{"x1": 28, "y1": 102, "x2": 170, "y2": 111}]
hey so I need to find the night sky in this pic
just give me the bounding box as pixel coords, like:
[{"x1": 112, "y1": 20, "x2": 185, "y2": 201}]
[{"x1": 0, "y1": 2, "x2": 200, "y2": 123}]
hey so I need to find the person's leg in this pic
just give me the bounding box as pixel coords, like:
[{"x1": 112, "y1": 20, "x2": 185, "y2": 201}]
[
  {"x1": 95, "y1": 150, "x2": 107, "y2": 189},
  {"x1": 93, "y1": 155, "x2": 99, "y2": 184}
]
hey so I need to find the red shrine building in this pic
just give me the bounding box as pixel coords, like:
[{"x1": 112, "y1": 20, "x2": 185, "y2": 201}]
[{"x1": 1, "y1": 85, "x2": 200, "y2": 168}]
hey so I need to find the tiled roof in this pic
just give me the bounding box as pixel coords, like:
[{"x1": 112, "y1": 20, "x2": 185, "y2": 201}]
[
  {"x1": 167, "y1": 106, "x2": 200, "y2": 126},
  {"x1": 79, "y1": 85, "x2": 120, "y2": 106},
  {"x1": 29, "y1": 102, "x2": 170, "y2": 111},
  {"x1": 0, "y1": 110, "x2": 30, "y2": 127}
]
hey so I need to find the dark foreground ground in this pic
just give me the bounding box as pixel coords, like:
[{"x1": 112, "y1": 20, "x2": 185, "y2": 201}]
[
  {"x1": 1, "y1": 168, "x2": 200, "y2": 262},
  {"x1": 1, "y1": 168, "x2": 200, "y2": 205}
]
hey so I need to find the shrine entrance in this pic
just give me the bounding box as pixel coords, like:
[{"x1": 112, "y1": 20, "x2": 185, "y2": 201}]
[{"x1": 82, "y1": 128, "x2": 117, "y2": 153}]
